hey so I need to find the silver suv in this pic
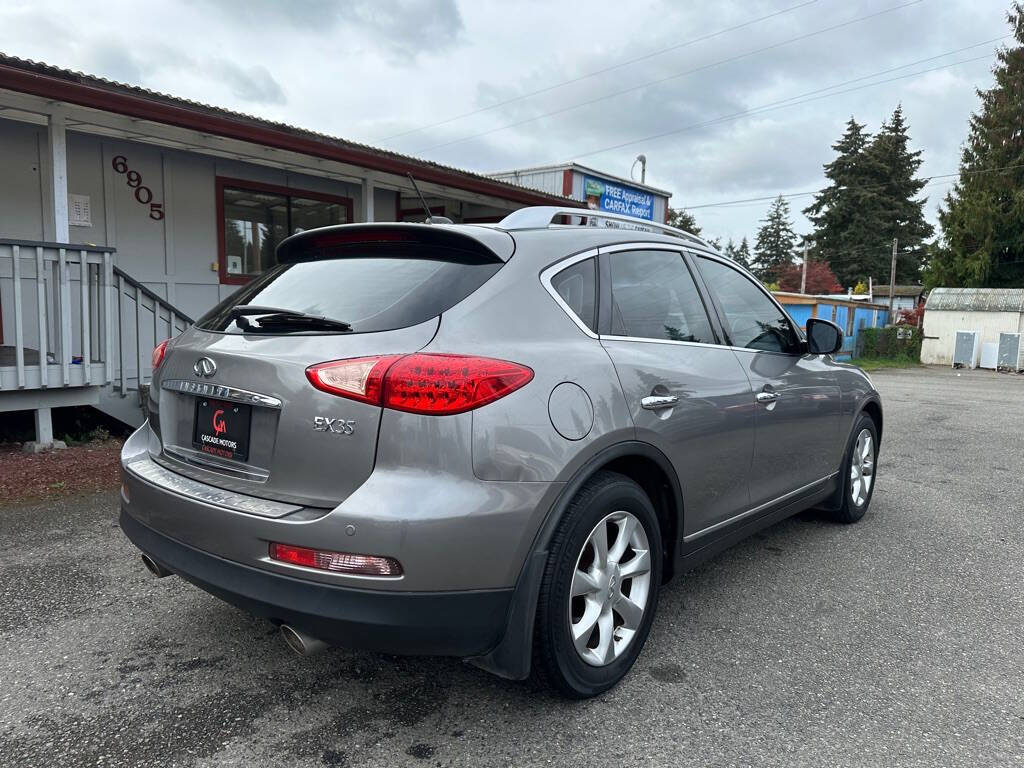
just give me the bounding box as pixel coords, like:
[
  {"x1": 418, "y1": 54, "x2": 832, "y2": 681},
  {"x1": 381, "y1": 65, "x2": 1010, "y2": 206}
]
[{"x1": 120, "y1": 207, "x2": 881, "y2": 698}]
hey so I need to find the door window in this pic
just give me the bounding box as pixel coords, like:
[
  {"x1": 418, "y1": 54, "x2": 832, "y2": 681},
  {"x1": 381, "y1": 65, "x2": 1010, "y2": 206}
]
[
  {"x1": 608, "y1": 250, "x2": 714, "y2": 344},
  {"x1": 697, "y1": 256, "x2": 799, "y2": 353}
]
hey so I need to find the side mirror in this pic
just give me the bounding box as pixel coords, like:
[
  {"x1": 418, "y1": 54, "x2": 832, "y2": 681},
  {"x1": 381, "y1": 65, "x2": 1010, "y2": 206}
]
[{"x1": 806, "y1": 318, "x2": 843, "y2": 355}]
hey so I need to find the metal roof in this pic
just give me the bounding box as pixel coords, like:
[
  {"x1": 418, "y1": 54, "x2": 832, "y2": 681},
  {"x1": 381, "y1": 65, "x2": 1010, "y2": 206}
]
[
  {"x1": 925, "y1": 287, "x2": 1024, "y2": 312},
  {"x1": 0, "y1": 53, "x2": 578, "y2": 208},
  {"x1": 873, "y1": 284, "x2": 926, "y2": 298},
  {"x1": 488, "y1": 161, "x2": 673, "y2": 198}
]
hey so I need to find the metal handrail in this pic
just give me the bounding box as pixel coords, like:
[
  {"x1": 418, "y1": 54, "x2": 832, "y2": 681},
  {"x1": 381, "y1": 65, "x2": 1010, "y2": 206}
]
[
  {"x1": 112, "y1": 265, "x2": 194, "y2": 325},
  {"x1": 497, "y1": 206, "x2": 712, "y2": 250},
  {"x1": 111, "y1": 264, "x2": 193, "y2": 397}
]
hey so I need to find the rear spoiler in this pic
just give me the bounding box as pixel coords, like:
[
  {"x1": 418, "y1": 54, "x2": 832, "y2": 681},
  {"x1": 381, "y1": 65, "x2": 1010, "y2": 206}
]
[{"x1": 276, "y1": 223, "x2": 515, "y2": 264}]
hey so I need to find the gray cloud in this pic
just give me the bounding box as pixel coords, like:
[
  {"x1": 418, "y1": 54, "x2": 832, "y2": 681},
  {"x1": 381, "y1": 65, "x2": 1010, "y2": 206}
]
[
  {"x1": 186, "y1": 0, "x2": 464, "y2": 59},
  {"x1": 205, "y1": 60, "x2": 286, "y2": 105},
  {"x1": 0, "y1": 0, "x2": 1009, "y2": 243}
]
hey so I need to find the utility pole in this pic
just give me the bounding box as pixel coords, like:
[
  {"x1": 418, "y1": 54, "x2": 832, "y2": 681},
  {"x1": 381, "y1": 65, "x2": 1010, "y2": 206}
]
[
  {"x1": 800, "y1": 241, "x2": 808, "y2": 294},
  {"x1": 888, "y1": 237, "x2": 898, "y2": 321}
]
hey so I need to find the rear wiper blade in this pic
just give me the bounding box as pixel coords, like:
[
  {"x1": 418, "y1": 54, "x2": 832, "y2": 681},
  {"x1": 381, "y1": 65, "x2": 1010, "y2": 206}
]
[{"x1": 229, "y1": 306, "x2": 352, "y2": 332}]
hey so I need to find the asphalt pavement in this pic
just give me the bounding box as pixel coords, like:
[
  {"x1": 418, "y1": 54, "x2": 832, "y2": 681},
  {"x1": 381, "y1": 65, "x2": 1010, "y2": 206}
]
[{"x1": 1, "y1": 365, "x2": 1022, "y2": 767}]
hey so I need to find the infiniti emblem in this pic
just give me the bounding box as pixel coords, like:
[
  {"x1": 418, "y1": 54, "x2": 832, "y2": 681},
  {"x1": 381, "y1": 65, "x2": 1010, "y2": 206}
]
[{"x1": 193, "y1": 357, "x2": 217, "y2": 378}]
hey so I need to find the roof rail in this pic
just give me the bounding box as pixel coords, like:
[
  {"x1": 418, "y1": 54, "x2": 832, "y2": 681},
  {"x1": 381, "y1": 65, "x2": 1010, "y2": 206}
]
[{"x1": 497, "y1": 206, "x2": 712, "y2": 250}]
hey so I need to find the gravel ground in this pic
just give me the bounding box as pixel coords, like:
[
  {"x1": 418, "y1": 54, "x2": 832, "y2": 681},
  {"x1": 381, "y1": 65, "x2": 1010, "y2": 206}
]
[
  {"x1": 0, "y1": 366, "x2": 1021, "y2": 768},
  {"x1": 0, "y1": 439, "x2": 122, "y2": 503}
]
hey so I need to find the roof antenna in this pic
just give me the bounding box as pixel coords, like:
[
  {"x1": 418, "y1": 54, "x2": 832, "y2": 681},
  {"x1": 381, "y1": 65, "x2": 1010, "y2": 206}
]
[{"x1": 406, "y1": 173, "x2": 453, "y2": 224}]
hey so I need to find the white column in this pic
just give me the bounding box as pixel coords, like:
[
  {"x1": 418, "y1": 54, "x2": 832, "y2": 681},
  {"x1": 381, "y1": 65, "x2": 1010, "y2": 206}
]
[
  {"x1": 45, "y1": 110, "x2": 70, "y2": 243},
  {"x1": 34, "y1": 407, "x2": 54, "y2": 444},
  {"x1": 360, "y1": 178, "x2": 375, "y2": 223}
]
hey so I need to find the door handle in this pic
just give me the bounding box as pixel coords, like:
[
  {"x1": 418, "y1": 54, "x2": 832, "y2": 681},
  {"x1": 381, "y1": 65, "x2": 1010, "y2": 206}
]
[
  {"x1": 755, "y1": 391, "x2": 780, "y2": 403},
  {"x1": 641, "y1": 395, "x2": 679, "y2": 410}
]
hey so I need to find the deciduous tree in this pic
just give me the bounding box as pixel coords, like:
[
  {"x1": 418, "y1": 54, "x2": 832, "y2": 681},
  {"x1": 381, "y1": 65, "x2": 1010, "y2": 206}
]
[{"x1": 775, "y1": 261, "x2": 843, "y2": 294}]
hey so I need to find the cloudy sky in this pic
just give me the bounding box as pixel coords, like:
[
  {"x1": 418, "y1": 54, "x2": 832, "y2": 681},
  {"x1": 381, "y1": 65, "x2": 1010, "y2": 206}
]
[{"x1": 0, "y1": 0, "x2": 1013, "y2": 243}]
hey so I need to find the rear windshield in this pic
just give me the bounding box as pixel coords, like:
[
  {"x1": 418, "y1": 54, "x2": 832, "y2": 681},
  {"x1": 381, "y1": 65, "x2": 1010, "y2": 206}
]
[{"x1": 197, "y1": 249, "x2": 502, "y2": 334}]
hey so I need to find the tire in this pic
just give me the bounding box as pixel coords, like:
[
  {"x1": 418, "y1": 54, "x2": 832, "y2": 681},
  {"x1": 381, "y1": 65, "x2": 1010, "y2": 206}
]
[
  {"x1": 532, "y1": 471, "x2": 663, "y2": 698},
  {"x1": 828, "y1": 413, "x2": 879, "y2": 524}
]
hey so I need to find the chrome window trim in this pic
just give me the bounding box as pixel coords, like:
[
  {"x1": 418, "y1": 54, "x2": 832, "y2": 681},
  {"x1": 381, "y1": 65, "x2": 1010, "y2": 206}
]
[
  {"x1": 600, "y1": 335, "x2": 722, "y2": 351},
  {"x1": 539, "y1": 247, "x2": 602, "y2": 339},
  {"x1": 161, "y1": 379, "x2": 283, "y2": 409},
  {"x1": 683, "y1": 472, "x2": 839, "y2": 543},
  {"x1": 125, "y1": 457, "x2": 301, "y2": 518},
  {"x1": 541, "y1": 241, "x2": 795, "y2": 351}
]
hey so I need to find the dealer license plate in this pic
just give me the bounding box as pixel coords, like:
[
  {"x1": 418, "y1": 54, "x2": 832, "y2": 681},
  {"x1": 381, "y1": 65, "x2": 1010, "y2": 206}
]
[{"x1": 192, "y1": 399, "x2": 251, "y2": 462}]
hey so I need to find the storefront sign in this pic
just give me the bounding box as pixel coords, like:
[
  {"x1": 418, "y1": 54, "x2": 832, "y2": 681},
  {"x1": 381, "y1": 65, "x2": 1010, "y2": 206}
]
[{"x1": 583, "y1": 176, "x2": 654, "y2": 221}]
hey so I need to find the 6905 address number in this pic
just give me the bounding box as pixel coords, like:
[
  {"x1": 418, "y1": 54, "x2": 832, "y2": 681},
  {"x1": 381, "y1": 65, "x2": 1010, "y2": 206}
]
[{"x1": 111, "y1": 155, "x2": 164, "y2": 220}]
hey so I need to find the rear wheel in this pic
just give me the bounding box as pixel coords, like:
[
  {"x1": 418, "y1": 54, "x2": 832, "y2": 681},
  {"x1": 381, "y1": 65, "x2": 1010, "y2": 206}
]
[
  {"x1": 828, "y1": 413, "x2": 878, "y2": 524},
  {"x1": 532, "y1": 471, "x2": 662, "y2": 698}
]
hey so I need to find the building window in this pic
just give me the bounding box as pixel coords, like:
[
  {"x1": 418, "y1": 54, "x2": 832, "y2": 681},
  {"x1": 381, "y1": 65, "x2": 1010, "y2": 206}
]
[{"x1": 217, "y1": 178, "x2": 352, "y2": 283}]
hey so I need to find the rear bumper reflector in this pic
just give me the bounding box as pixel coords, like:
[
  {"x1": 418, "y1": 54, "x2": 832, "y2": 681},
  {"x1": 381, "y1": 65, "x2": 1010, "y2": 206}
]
[{"x1": 269, "y1": 542, "x2": 403, "y2": 577}]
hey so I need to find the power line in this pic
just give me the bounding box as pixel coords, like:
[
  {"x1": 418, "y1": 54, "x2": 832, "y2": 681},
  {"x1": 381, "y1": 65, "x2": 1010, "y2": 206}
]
[
  {"x1": 410, "y1": 0, "x2": 926, "y2": 154},
  {"x1": 566, "y1": 49, "x2": 996, "y2": 164},
  {"x1": 681, "y1": 160, "x2": 1024, "y2": 211},
  {"x1": 696, "y1": 180, "x2": 959, "y2": 211},
  {"x1": 375, "y1": 0, "x2": 821, "y2": 143}
]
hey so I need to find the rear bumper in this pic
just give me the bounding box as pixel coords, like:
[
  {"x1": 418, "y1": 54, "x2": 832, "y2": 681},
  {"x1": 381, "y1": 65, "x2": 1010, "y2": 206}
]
[{"x1": 119, "y1": 508, "x2": 513, "y2": 657}]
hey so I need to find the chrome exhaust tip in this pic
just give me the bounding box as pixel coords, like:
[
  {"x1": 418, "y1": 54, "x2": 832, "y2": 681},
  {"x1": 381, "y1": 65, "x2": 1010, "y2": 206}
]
[
  {"x1": 280, "y1": 624, "x2": 328, "y2": 656},
  {"x1": 140, "y1": 553, "x2": 173, "y2": 578}
]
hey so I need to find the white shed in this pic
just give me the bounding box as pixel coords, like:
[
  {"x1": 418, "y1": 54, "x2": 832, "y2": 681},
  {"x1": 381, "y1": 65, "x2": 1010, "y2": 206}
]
[{"x1": 921, "y1": 288, "x2": 1024, "y2": 366}]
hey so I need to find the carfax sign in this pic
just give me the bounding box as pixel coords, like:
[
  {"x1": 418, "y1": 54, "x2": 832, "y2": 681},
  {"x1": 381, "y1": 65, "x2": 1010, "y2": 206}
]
[{"x1": 583, "y1": 176, "x2": 654, "y2": 221}]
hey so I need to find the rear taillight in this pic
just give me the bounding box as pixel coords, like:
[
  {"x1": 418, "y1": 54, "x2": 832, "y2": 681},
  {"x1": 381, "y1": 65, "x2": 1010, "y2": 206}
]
[
  {"x1": 305, "y1": 355, "x2": 402, "y2": 405},
  {"x1": 269, "y1": 542, "x2": 402, "y2": 577},
  {"x1": 152, "y1": 339, "x2": 172, "y2": 370},
  {"x1": 306, "y1": 353, "x2": 533, "y2": 415}
]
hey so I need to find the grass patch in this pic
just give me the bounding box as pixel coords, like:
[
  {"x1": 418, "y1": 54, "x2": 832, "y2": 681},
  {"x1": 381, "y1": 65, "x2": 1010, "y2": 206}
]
[{"x1": 846, "y1": 357, "x2": 922, "y2": 371}]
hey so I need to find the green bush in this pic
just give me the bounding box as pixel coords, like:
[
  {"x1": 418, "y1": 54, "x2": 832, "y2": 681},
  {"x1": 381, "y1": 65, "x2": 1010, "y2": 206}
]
[{"x1": 856, "y1": 326, "x2": 922, "y2": 360}]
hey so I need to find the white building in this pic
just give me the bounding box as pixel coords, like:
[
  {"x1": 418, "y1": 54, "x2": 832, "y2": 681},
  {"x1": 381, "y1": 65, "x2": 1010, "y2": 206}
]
[
  {"x1": 920, "y1": 288, "x2": 1024, "y2": 366},
  {"x1": 0, "y1": 55, "x2": 578, "y2": 444},
  {"x1": 871, "y1": 283, "x2": 926, "y2": 314}
]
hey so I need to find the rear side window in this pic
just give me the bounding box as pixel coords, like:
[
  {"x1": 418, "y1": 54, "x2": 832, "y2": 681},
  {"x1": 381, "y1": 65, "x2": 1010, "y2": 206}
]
[
  {"x1": 198, "y1": 248, "x2": 502, "y2": 334},
  {"x1": 608, "y1": 250, "x2": 714, "y2": 344},
  {"x1": 696, "y1": 256, "x2": 798, "y2": 353},
  {"x1": 550, "y1": 257, "x2": 597, "y2": 332}
]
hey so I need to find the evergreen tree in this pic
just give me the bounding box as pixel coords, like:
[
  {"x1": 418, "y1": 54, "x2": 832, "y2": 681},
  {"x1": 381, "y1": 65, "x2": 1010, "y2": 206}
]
[
  {"x1": 723, "y1": 238, "x2": 738, "y2": 260},
  {"x1": 928, "y1": 4, "x2": 1024, "y2": 287},
  {"x1": 722, "y1": 237, "x2": 753, "y2": 269},
  {"x1": 735, "y1": 236, "x2": 752, "y2": 270},
  {"x1": 805, "y1": 109, "x2": 932, "y2": 286},
  {"x1": 804, "y1": 117, "x2": 877, "y2": 285},
  {"x1": 753, "y1": 196, "x2": 797, "y2": 280},
  {"x1": 666, "y1": 208, "x2": 701, "y2": 235},
  {"x1": 860, "y1": 104, "x2": 933, "y2": 283}
]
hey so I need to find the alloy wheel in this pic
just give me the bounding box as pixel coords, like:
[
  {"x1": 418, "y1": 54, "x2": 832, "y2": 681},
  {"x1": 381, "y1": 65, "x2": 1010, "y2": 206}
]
[
  {"x1": 849, "y1": 428, "x2": 875, "y2": 507},
  {"x1": 569, "y1": 511, "x2": 652, "y2": 667}
]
